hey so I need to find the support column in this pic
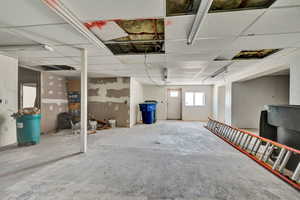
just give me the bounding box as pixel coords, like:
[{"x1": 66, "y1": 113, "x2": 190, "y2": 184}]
[
  {"x1": 80, "y1": 48, "x2": 88, "y2": 153},
  {"x1": 290, "y1": 65, "x2": 300, "y2": 105},
  {"x1": 224, "y1": 81, "x2": 232, "y2": 125}
]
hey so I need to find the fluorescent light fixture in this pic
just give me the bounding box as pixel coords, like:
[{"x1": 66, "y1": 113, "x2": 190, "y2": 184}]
[
  {"x1": 41, "y1": 0, "x2": 107, "y2": 50},
  {"x1": 0, "y1": 44, "x2": 54, "y2": 52},
  {"x1": 187, "y1": 0, "x2": 213, "y2": 45},
  {"x1": 211, "y1": 63, "x2": 232, "y2": 78}
]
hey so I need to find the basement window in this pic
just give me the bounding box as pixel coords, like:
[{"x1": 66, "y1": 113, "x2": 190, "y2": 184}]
[
  {"x1": 85, "y1": 19, "x2": 165, "y2": 55},
  {"x1": 232, "y1": 49, "x2": 281, "y2": 60},
  {"x1": 185, "y1": 92, "x2": 205, "y2": 106}
]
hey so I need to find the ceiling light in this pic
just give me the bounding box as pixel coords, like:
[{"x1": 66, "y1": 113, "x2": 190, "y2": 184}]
[
  {"x1": 187, "y1": 0, "x2": 213, "y2": 45},
  {"x1": 0, "y1": 44, "x2": 54, "y2": 52},
  {"x1": 211, "y1": 63, "x2": 232, "y2": 78}
]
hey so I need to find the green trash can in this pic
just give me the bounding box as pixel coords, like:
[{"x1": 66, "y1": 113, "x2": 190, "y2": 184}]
[{"x1": 16, "y1": 114, "x2": 41, "y2": 146}]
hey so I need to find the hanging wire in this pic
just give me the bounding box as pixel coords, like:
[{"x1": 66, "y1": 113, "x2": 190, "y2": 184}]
[{"x1": 144, "y1": 49, "x2": 165, "y2": 87}]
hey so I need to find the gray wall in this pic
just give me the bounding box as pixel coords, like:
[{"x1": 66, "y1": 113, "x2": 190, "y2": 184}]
[
  {"x1": 232, "y1": 76, "x2": 290, "y2": 129},
  {"x1": 88, "y1": 77, "x2": 130, "y2": 127},
  {"x1": 0, "y1": 55, "x2": 18, "y2": 147},
  {"x1": 41, "y1": 72, "x2": 68, "y2": 134}
]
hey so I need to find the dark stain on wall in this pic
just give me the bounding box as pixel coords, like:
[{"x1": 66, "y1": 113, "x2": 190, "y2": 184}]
[
  {"x1": 88, "y1": 102, "x2": 130, "y2": 127},
  {"x1": 89, "y1": 78, "x2": 118, "y2": 84},
  {"x1": 88, "y1": 88, "x2": 99, "y2": 96},
  {"x1": 106, "y1": 88, "x2": 130, "y2": 98}
]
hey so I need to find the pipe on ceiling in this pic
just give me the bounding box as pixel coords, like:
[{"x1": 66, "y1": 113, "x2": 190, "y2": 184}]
[{"x1": 41, "y1": 0, "x2": 107, "y2": 50}]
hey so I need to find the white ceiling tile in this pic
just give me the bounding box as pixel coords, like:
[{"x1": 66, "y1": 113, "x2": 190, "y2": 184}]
[
  {"x1": 244, "y1": 7, "x2": 300, "y2": 35},
  {"x1": 203, "y1": 61, "x2": 232, "y2": 75},
  {"x1": 0, "y1": 30, "x2": 38, "y2": 46},
  {"x1": 22, "y1": 57, "x2": 78, "y2": 66},
  {"x1": 230, "y1": 33, "x2": 300, "y2": 50},
  {"x1": 117, "y1": 54, "x2": 166, "y2": 64},
  {"x1": 271, "y1": 0, "x2": 300, "y2": 7},
  {"x1": 0, "y1": 0, "x2": 64, "y2": 27},
  {"x1": 18, "y1": 24, "x2": 90, "y2": 45},
  {"x1": 73, "y1": 56, "x2": 121, "y2": 65},
  {"x1": 60, "y1": 0, "x2": 164, "y2": 21},
  {"x1": 165, "y1": 10, "x2": 265, "y2": 40},
  {"x1": 166, "y1": 37, "x2": 235, "y2": 54}
]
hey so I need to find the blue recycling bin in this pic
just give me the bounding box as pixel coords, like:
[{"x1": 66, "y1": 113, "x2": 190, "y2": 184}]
[{"x1": 139, "y1": 103, "x2": 156, "y2": 124}]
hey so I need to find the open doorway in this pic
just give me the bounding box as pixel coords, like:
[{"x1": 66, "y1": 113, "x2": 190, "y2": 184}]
[{"x1": 167, "y1": 89, "x2": 182, "y2": 120}]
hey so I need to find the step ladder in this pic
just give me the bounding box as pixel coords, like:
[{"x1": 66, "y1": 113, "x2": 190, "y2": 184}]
[{"x1": 206, "y1": 118, "x2": 300, "y2": 191}]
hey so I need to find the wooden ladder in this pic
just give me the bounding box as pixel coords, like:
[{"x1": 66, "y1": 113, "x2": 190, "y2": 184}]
[{"x1": 206, "y1": 118, "x2": 300, "y2": 191}]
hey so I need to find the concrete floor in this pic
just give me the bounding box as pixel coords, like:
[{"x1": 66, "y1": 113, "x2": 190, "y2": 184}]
[{"x1": 0, "y1": 121, "x2": 299, "y2": 200}]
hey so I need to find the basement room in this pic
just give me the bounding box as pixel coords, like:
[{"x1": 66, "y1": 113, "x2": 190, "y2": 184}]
[{"x1": 0, "y1": 0, "x2": 300, "y2": 199}]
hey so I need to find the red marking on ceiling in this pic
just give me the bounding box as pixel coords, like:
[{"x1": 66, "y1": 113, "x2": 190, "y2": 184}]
[
  {"x1": 165, "y1": 20, "x2": 172, "y2": 26},
  {"x1": 85, "y1": 20, "x2": 108, "y2": 29},
  {"x1": 84, "y1": 20, "x2": 109, "y2": 29},
  {"x1": 44, "y1": 0, "x2": 58, "y2": 8}
]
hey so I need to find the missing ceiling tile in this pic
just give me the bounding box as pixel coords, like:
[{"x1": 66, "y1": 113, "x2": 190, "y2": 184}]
[
  {"x1": 166, "y1": 0, "x2": 277, "y2": 16},
  {"x1": 86, "y1": 18, "x2": 165, "y2": 55},
  {"x1": 232, "y1": 49, "x2": 281, "y2": 60},
  {"x1": 40, "y1": 65, "x2": 76, "y2": 71},
  {"x1": 209, "y1": 0, "x2": 277, "y2": 12}
]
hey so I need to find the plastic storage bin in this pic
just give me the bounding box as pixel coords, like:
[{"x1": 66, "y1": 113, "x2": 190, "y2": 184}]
[
  {"x1": 139, "y1": 103, "x2": 156, "y2": 124},
  {"x1": 144, "y1": 100, "x2": 158, "y2": 123},
  {"x1": 16, "y1": 114, "x2": 41, "y2": 146}
]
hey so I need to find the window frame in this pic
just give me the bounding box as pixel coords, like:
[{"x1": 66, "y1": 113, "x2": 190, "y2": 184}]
[{"x1": 185, "y1": 92, "x2": 206, "y2": 107}]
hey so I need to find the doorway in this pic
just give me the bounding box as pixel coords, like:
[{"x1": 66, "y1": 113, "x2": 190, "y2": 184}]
[{"x1": 167, "y1": 89, "x2": 182, "y2": 120}]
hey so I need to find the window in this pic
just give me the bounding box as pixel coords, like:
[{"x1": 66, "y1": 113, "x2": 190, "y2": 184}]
[
  {"x1": 170, "y1": 90, "x2": 179, "y2": 97},
  {"x1": 185, "y1": 92, "x2": 205, "y2": 106},
  {"x1": 22, "y1": 84, "x2": 37, "y2": 108}
]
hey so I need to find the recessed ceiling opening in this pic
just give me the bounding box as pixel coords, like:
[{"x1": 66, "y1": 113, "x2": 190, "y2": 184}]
[
  {"x1": 210, "y1": 0, "x2": 277, "y2": 13},
  {"x1": 232, "y1": 49, "x2": 281, "y2": 60},
  {"x1": 40, "y1": 65, "x2": 76, "y2": 71},
  {"x1": 166, "y1": 0, "x2": 201, "y2": 16},
  {"x1": 85, "y1": 19, "x2": 165, "y2": 55},
  {"x1": 166, "y1": 0, "x2": 276, "y2": 16}
]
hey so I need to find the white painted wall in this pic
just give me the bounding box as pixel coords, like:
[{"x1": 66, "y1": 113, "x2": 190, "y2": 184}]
[
  {"x1": 142, "y1": 85, "x2": 213, "y2": 121},
  {"x1": 130, "y1": 78, "x2": 144, "y2": 127},
  {"x1": 290, "y1": 65, "x2": 300, "y2": 105},
  {"x1": 0, "y1": 55, "x2": 18, "y2": 147},
  {"x1": 232, "y1": 76, "x2": 290, "y2": 129},
  {"x1": 143, "y1": 85, "x2": 167, "y2": 120},
  {"x1": 217, "y1": 86, "x2": 225, "y2": 122},
  {"x1": 225, "y1": 82, "x2": 232, "y2": 125},
  {"x1": 181, "y1": 86, "x2": 213, "y2": 121}
]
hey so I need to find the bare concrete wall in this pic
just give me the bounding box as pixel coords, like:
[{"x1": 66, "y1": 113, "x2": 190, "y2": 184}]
[
  {"x1": 88, "y1": 77, "x2": 130, "y2": 127},
  {"x1": 41, "y1": 72, "x2": 68, "y2": 134},
  {"x1": 0, "y1": 55, "x2": 18, "y2": 147}
]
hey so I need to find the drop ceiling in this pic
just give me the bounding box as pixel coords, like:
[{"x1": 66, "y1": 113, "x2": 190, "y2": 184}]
[{"x1": 0, "y1": 0, "x2": 299, "y2": 85}]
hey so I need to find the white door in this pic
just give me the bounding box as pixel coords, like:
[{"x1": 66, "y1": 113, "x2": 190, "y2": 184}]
[{"x1": 167, "y1": 89, "x2": 182, "y2": 120}]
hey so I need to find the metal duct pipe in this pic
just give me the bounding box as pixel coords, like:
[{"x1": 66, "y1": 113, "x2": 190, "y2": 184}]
[{"x1": 41, "y1": 0, "x2": 107, "y2": 50}]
